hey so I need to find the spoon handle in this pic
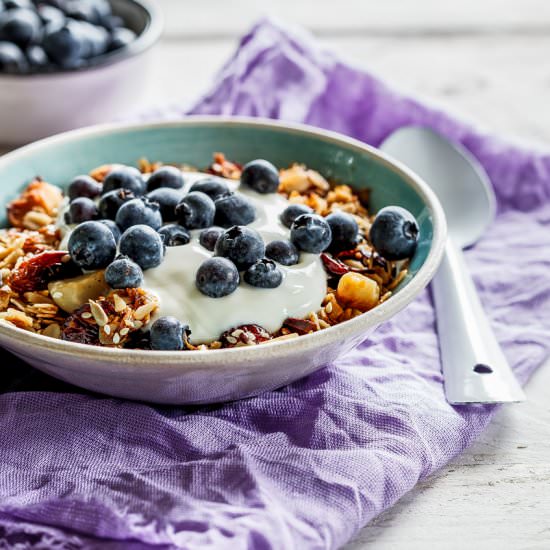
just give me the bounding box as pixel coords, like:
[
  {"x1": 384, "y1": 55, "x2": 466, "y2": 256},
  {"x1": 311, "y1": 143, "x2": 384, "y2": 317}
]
[{"x1": 431, "y1": 238, "x2": 525, "y2": 404}]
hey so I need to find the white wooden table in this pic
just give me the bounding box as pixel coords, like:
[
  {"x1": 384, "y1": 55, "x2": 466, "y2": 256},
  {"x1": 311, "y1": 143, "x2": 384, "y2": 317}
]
[{"x1": 3, "y1": 1, "x2": 550, "y2": 547}]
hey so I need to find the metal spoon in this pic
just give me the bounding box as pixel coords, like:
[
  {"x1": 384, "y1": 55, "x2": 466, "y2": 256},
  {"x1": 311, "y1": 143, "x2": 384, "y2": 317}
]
[{"x1": 381, "y1": 126, "x2": 525, "y2": 404}]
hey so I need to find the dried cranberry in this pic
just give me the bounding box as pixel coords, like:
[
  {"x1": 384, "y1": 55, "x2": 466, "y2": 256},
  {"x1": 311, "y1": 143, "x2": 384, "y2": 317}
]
[
  {"x1": 8, "y1": 251, "x2": 81, "y2": 293},
  {"x1": 61, "y1": 303, "x2": 100, "y2": 346},
  {"x1": 320, "y1": 252, "x2": 350, "y2": 276}
]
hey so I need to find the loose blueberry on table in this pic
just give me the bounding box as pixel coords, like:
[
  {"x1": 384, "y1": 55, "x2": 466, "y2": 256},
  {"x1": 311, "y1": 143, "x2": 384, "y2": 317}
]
[
  {"x1": 0, "y1": 155, "x2": 420, "y2": 352},
  {"x1": 0, "y1": 0, "x2": 138, "y2": 74}
]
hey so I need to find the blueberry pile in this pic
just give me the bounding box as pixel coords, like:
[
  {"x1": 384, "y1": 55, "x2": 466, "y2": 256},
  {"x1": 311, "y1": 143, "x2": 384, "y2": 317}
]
[{"x1": 0, "y1": 0, "x2": 137, "y2": 74}]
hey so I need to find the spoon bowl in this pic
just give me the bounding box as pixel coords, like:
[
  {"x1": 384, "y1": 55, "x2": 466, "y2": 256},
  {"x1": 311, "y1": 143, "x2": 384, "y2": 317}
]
[{"x1": 381, "y1": 126, "x2": 496, "y2": 248}]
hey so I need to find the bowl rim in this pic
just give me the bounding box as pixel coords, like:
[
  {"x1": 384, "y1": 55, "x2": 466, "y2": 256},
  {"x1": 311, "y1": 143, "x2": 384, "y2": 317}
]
[
  {"x1": 0, "y1": 116, "x2": 447, "y2": 367},
  {"x1": 0, "y1": 0, "x2": 163, "y2": 79}
]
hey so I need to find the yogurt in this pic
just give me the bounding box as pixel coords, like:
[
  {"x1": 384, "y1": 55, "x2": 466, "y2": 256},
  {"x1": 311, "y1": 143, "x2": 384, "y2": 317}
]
[
  {"x1": 58, "y1": 172, "x2": 328, "y2": 344},
  {"x1": 144, "y1": 174, "x2": 327, "y2": 343}
]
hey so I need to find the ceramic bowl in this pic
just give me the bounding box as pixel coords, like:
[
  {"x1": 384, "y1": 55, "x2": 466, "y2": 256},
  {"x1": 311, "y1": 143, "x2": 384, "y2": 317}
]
[
  {"x1": 0, "y1": 117, "x2": 446, "y2": 404},
  {"x1": 0, "y1": 0, "x2": 163, "y2": 146}
]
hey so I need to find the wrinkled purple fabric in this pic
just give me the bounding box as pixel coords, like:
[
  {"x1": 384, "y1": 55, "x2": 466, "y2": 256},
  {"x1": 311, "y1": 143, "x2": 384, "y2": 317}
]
[{"x1": 1, "y1": 19, "x2": 550, "y2": 550}]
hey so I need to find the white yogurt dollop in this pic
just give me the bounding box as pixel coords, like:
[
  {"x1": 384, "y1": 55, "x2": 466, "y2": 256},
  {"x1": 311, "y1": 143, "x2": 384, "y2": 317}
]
[{"x1": 144, "y1": 173, "x2": 327, "y2": 343}]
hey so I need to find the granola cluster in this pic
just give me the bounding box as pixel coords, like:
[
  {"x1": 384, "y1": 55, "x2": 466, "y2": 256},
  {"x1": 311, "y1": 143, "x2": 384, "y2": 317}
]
[{"x1": 0, "y1": 155, "x2": 408, "y2": 350}]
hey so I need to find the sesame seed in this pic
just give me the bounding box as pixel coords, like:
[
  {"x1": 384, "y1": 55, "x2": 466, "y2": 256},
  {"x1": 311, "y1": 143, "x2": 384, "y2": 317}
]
[
  {"x1": 113, "y1": 333, "x2": 120, "y2": 345},
  {"x1": 104, "y1": 324, "x2": 111, "y2": 335},
  {"x1": 81, "y1": 312, "x2": 92, "y2": 319}
]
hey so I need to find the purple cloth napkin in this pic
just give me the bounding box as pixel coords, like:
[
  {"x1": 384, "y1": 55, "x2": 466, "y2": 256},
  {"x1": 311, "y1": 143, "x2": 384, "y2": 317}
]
[{"x1": 1, "y1": 19, "x2": 549, "y2": 550}]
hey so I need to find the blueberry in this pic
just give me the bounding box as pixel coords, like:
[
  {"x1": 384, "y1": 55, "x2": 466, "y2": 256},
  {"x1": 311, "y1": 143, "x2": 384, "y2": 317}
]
[
  {"x1": 102, "y1": 165, "x2": 145, "y2": 196},
  {"x1": 0, "y1": 8, "x2": 42, "y2": 49},
  {"x1": 189, "y1": 178, "x2": 230, "y2": 200},
  {"x1": 199, "y1": 226, "x2": 224, "y2": 252},
  {"x1": 146, "y1": 187, "x2": 182, "y2": 222},
  {"x1": 244, "y1": 259, "x2": 283, "y2": 288},
  {"x1": 265, "y1": 240, "x2": 300, "y2": 266},
  {"x1": 214, "y1": 225, "x2": 265, "y2": 271},
  {"x1": 26, "y1": 44, "x2": 48, "y2": 67},
  {"x1": 68, "y1": 220, "x2": 116, "y2": 270},
  {"x1": 150, "y1": 316, "x2": 190, "y2": 351},
  {"x1": 119, "y1": 224, "x2": 164, "y2": 270},
  {"x1": 68, "y1": 196, "x2": 98, "y2": 223},
  {"x1": 146, "y1": 166, "x2": 185, "y2": 192},
  {"x1": 214, "y1": 192, "x2": 255, "y2": 227},
  {"x1": 4, "y1": 0, "x2": 32, "y2": 8},
  {"x1": 280, "y1": 204, "x2": 313, "y2": 228},
  {"x1": 43, "y1": 21, "x2": 84, "y2": 66},
  {"x1": 77, "y1": 20, "x2": 108, "y2": 58},
  {"x1": 195, "y1": 257, "x2": 239, "y2": 298},
  {"x1": 98, "y1": 188, "x2": 135, "y2": 220},
  {"x1": 68, "y1": 174, "x2": 102, "y2": 201},
  {"x1": 0, "y1": 40, "x2": 27, "y2": 72},
  {"x1": 37, "y1": 5, "x2": 65, "y2": 34},
  {"x1": 290, "y1": 214, "x2": 332, "y2": 254},
  {"x1": 369, "y1": 206, "x2": 419, "y2": 260},
  {"x1": 158, "y1": 224, "x2": 190, "y2": 247},
  {"x1": 241, "y1": 159, "x2": 279, "y2": 194},
  {"x1": 99, "y1": 219, "x2": 120, "y2": 243},
  {"x1": 64, "y1": 0, "x2": 111, "y2": 25},
  {"x1": 101, "y1": 14, "x2": 124, "y2": 32},
  {"x1": 105, "y1": 256, "x2": 143, "y2": 289},
  {"x1": 115, "y1": 197, "x2": 162, "y2": 232},
  {"x1": 108, "y1": 26, "x2": 135, "y2": 50},
  {"x1": 175, "y1": 191, "x2": 215, "y2": 229},
  {"x1": 326, "y1": 211, "x2": 359, "y2": 252}
]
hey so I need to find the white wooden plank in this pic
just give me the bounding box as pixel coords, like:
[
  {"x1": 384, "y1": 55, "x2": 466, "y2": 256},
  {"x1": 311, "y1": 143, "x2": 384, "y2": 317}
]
[
  {"x1": 157, "y1": 0, "x2": 550, "y2": 38},
  {"x1": 346, "y1": 361, "x2": 550, "y2": 549}
]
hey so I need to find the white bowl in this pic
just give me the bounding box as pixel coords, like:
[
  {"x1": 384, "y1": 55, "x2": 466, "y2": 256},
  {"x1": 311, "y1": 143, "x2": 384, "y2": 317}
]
[
  {"x1": 0, "y1": 0, "x2": 163, "y2": 146},
  {"x1": 0, "y1": 117, "x2": 446, "y2": 404}
]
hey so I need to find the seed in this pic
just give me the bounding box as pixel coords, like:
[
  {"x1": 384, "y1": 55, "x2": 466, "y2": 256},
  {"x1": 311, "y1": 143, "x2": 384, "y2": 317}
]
[
  {"x1": 225, "y1": 336, "x2": 237, "y2": 344},
  {"x1": 89, "y1": 300, "x2": 108, "y2": 326},
  {"x1": 104, "y1": 324, "x2": 111, "y2": 335},
  {"x1": 113, "y1": 293, "x2": 127, "y2": 313},
  {"x1": 119, "y1": 327, "x2": 129, "y2": 336},
  {"x1": 134, "y1": 301, "x2": 156, "y2": 320},
  {"x1": 113, "y1": 333, "x2": 120, "y2": 345},
  {"x1": 81, "y1": 312, "x2": 92, "y2": 319}
]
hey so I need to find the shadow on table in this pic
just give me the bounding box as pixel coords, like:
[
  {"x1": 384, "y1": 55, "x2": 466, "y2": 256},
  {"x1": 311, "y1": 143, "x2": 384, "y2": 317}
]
[{"x1": 1, "y1": 348, "x2": 89, "y2": 395}]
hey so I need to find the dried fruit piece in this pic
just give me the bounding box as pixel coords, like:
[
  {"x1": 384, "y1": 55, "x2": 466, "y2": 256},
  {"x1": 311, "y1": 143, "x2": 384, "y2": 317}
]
[
  {"x1": 220, "y1": 324, "x2": 272, "y2": 347},
  {"x1": 8, "y1": 251, "x2": 80, "y2": 293},
  {"x1": 7, "y1": 179, "x2": 63, "y2": 228},
  {"x1": 48, "y1": 270, "x2": 109, "y2": 313},
  {"x1": 61, "y1": 302, "x2": 101, "y2": 345},
  {"x1": 320, "y1": 253, "x2": 350, "y2": 276},
  {"x1": 282, "y1": 317, "x2": 317, "y2": 335}
]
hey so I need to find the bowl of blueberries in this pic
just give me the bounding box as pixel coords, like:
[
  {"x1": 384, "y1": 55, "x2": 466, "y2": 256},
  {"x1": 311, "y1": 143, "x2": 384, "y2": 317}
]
[{"x1": 0, "y1": 0, "x2": 162, "y2": 145}]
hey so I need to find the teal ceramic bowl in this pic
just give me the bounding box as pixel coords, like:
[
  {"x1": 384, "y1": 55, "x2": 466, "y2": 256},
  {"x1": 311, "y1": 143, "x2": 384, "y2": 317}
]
[{"x1": 0, "y1": 118, "x2": 446, "y2": 404}]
